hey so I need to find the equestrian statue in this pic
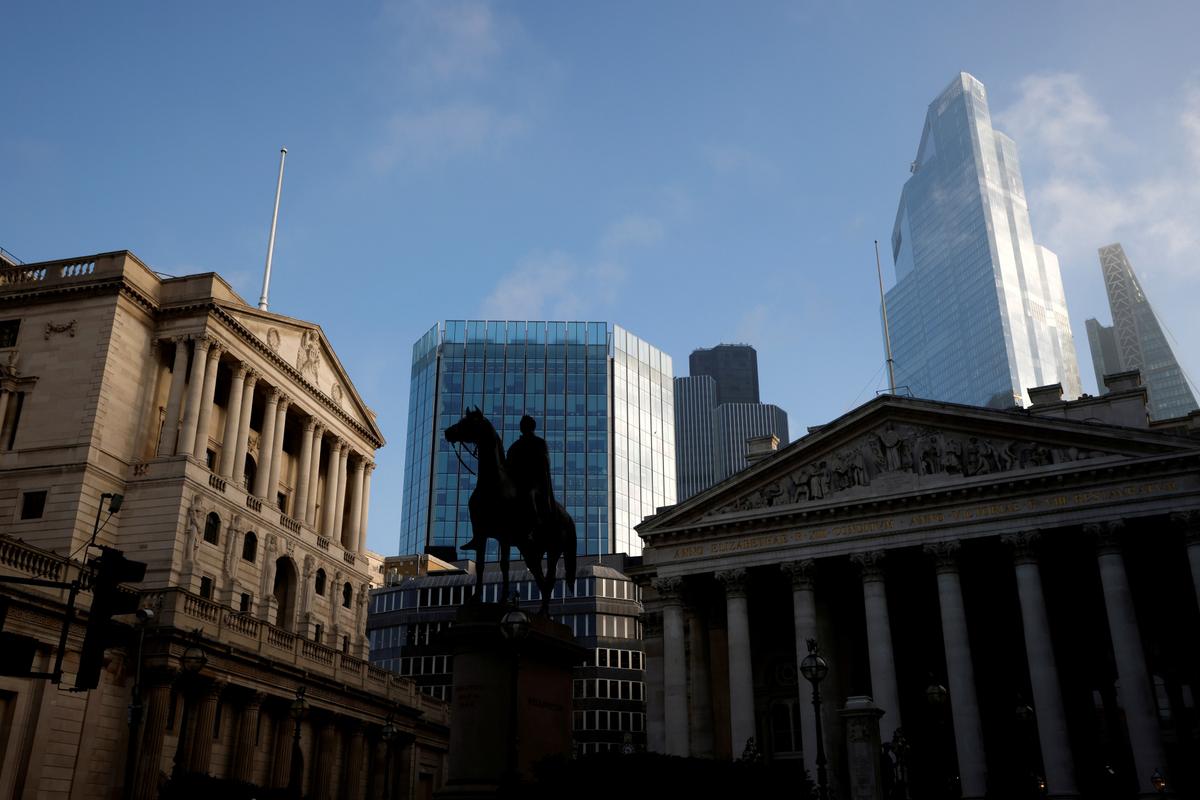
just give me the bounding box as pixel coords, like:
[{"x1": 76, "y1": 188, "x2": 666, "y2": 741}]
[{"x1": 444, "y1": 409, "x2": 577, "y2": 615}]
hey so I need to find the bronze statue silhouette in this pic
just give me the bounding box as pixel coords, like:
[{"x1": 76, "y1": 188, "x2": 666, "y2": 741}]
[{"x1": 444, "y1": 408, "x2": 577, "y2": 614}]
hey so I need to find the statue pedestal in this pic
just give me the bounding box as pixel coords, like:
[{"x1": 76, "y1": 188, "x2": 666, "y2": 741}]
[
  {"x1": 840, "y1": 695, "x2": 885, "y2": 800},
  {"x1": 438, "y1": 603, "x2": 585, "y2": 798}
]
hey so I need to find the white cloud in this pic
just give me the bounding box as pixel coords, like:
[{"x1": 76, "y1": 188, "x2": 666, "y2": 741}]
[
  {"x1": 384, "y1": 0, "x2": 505, "y2": 86},
  {"x1": 480, "y1": 251, "x2": 627, "y2": 320},
  {"x1": 372, "y1": 103, "x2": 526, "y2": 170},
  {"x1": 995, "y1": 73, "x2": 1200, "y2": 278},
  {"x1": 601, "y1": 214, "x2": 664, "y2": 250}
]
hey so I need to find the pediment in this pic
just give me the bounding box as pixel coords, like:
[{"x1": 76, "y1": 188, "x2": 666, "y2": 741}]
[
  {"x1": 220, "y1": 306, "x2": 382, "y2": 443},
  {"x1": 645, "y1": 396, "x2": 1197, "y2": 531}
]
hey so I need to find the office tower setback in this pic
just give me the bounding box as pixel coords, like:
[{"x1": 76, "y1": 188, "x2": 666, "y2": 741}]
[
  {"x1": 674, "y1": 344, "x2": 788, "y2": 500},
  {"x1": 689, "y1": 344, "x2": 760, "y2": 404},
  {"x1": 400, "y1": 321, "x2": 675, "y2": 559},
  {"x1": 886, "y1": 72, "x2": 1082, "y2": 408},
  {"x1": 1086, "y1": 243, "x2": 1197, "y2": 420}
]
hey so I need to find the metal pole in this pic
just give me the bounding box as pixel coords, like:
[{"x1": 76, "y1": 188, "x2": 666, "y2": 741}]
[
  {"x1": 122, "y1": 624, "x2": 146, "y2": 800},
  {"x1": 875, "y1": 239, "x2": 897, "y2": 394},
  {"x1": 289, "y1": 716, "x2": 303, "y2": 798},
  {"x1": 258, "y1": 147, "x2": 288, "y2": 312},
  {"x1": 812, "y1": 683, "x2": 829, "y2": 800}
]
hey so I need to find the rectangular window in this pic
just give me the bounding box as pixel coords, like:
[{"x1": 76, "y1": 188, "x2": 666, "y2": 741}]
[
  {"x1": 0, "y1": 319, "x2": 19, "y2": 348},
  {"x1": 239, "y1": 593, "x2": 251, "y2": 613},
  {"x1": 19, "y1": 490, "x2": 47, "y2": 520},
  {"x1": 199, "y1": 576, "x2": 214, "y2": 600}
]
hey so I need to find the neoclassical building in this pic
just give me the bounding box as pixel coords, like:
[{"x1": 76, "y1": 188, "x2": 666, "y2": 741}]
[
  {"x1": 633, "y1": 376, "x2": 1200, "y2": 798},
  {"x1": 0, "y1": 251, "x2": 447, "y2": 798}
]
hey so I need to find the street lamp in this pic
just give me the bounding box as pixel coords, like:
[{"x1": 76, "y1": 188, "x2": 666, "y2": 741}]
[
  {"x1": 799, "y1": 638, "x2": 830, "y2": 800},
  {"x1": 381, "y1": 711, "x2": 398, "y2": 800},
  {"x1": 171, "y1": 630, "x2": 207, "y2": 780},
  {"x1": 1151, "y1": 769, "x2": 1167, "y2": 794},
  {"x1": 925, "y1": 677, "x2": 951, "y2": 800},
  {"x1": 288, "y1": 686, "x2": 308, "y2": 797},
  {"x1": 122, "y1": 608, "x2": 155, "y2": 800},
  {"x1": 501, "y1": 607, "x2": 530, "y2": 787},
  {"x1": 1013, "y1": 694, "x2": 1041, "y2": 798}
]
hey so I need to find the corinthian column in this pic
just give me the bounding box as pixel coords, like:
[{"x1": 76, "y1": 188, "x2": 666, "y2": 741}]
[
  {"x1": 1001, "y1": 531, "x2": 1076, "y2": 797},
  {"x1": 781, "y1": 560, "x2": 819, "y2": 779},
  {"x1": 177, "y1": 337, "x2": 211, "y2": 457},
  {"x1": 305, "y1": 426, "x2": 324, "y2": 527},
  {"x1": 359, "y1": 462, "x2": 374, "y2": 555},
  {"x1": 267, "y1": 395, "x2": 290, "y2": 509},
  {"x1": 191, "y1": 342, "x2": 223, "y2": 461},
  {"x1": 347, "y1": 458, "x2": 366, "y2": 552},
  {"x1": 230, "y1": 692, "x2": 264, "y2": 784},
  {"x1": 253, "y1": 388, "x2": 280, "y2": 499},
  {"x1": 231, "y1": 371, "x2": 258, "y2": 486},
  {"x1": 158, "y1": 337, "x2": 190, "y2": 456},
  {"x1": 133, "y1": 670, "x2": 177, "y2": 800},
  {"x1": 1087, "y1": 521, "x2": 1167, "y2": 795},
  {"x1": 716, "y1": 568, "x2": 756, "y2": 757},
  {"x1": 653, "y1": 576, "x2": 688, "y2": 756},
  {"x1": 219, "y1": 363, "x2": 248, "y2": 478},
  {"x1": 925, "y1": 541, "x2": 986, "y2": 799},
  {"x1": 187, "y1": 680, "x2": 224, "y2": 775},
  {"x1": 322, "y1": 438, "x2": 343, "y2": 537},
  {"x1": 850, "y1": 550, "x2": 903, "y2": 742},
  {"x1": 1172, "y1": 511, "x2": 1200, "y2": 616},
  {"x1": 334, "y1": 445, "x2": 350, "y2": 545}
]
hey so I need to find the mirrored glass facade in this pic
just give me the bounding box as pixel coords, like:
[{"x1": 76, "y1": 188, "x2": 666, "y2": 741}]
[
  {"x1": 886, "y1": 72, "x2": 1082, "y2": 408},
  {"x1": 399, "y1": 321, "x2": 674, "y2": 559}
]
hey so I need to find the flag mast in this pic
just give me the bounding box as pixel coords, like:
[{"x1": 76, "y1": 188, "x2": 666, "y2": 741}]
[
  {"x1": 875, "y1": 239, "x2": 897, "y2": 393},
  {"x1": 258, "y1": 147, "x2": 288, "y2": 311}
]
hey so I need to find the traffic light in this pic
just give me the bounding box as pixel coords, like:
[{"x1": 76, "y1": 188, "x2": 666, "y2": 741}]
[{"x1": 74, "y1": 546, "x2": 146, "y2": 691}]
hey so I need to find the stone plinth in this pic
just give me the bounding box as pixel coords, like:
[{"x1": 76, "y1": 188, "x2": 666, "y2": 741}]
[
  {"x1": 840, "y1": 695, "x2": 885, "y2": 800},
  {"x1": 439, "y1": 603, "x2": 585, "y2": 798}
]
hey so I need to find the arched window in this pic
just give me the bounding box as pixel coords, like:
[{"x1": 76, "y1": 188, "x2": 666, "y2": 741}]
[
  {"x1": 203, "y1": 512, "x2": 221, "y2": 545},
  {"x1": 241, "y1": 531, "x2": 258, "y2": 562},
  {"x1": 314, "y1": 568, "x2": 326, "y2": 596},
  {"x1": 243, "y1": 455, "x2": 257, "y2": 492},
  {"x1": 342, "y1": 582, "x2": 353, "y2": 609}
]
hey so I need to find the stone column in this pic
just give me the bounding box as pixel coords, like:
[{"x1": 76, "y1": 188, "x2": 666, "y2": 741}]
[
  {"x1": 254, "y1": 388, "x2": 280, "y2": 499},
  {"x1": 925, "y1": 541, "x2": 986, "y2": 799},
  {"x1": 0, "y1": 390, "x2": 9, "y2": 441},
  {"x1": 1172, "y1": 511, "x2": 1200, "y2": 616},
  {"x1": 158, "y1": 337, "x2": 190, "y2": 456},
  {"x1": 312, "y1": 717, "x2": 338, "y2": 800},
  {"x1": 342, "y1": 722, "x2": 366, "y2": 800},
  {"x1": 359, "y1": 463, "x2": 374, "y2": 555},
  {"x1": 177, "y1": 337, "x2": 211, "y2": 458},
  {"x1": 1087, "y1": 521, "x2": 1168, "y2": 795},
  {"x1": 132, "y1": 670, "x2": 176, "y2": 800},
  {"x1": 267, "y1": 395, "x2": 290, "y2": 509},
  {"x1": 716, "y1": 568, "x2": 756, "y2": 757},
  {"x1": 271, "y1": 711, "x2": 294, "y2": 788},
  {"x1": 191, "y1": 342, "x2": 223, "y2": 461},
  {"x1": 294, "y1": 418, "x2": 316, "y2": 525},
  {"x1": 1001, "y1": 532, "x2": 1077, "y2": 797},
  {"x1": 230, "y1": 692, "x2": 264, "y2": 784},
  {"x1": 850, "y1": 550, "x2": 903, "y2": 742},
  {"x1": 219, "y1": 363, "x2": 247, "y2": 477},
  {"x1": 654, "y1": 576, "x2": 688, "y2": 756},
  {"x1": 187, "y1": 680, "x2": 224, "y2": 775},
  {"x1": 347, "y1": 458, "x2": 366, "y2": 552},
  {"x1": 322, "y1": 438, "x2": 343, "y2": 537},
  {"x1": 641, "y1": 608, "x2": 666, "y2": 754},
  {"x1": 305, "y1": 426, "x2": 324, "y2": 527},
  {"x1": 231, "y1": 371, "x2": 259, "y2": 485},
  {"x1": 782, "y1": 560, "x2": 820, "y2": 779},
  {"x1": 685, "y1": 595, "x2": 715, "y2": 757},
  {"x1": 334, "y1": 445, "x2": 350, "y2": 544}
]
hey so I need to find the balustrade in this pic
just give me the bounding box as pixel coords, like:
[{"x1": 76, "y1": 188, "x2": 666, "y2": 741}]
[
  {"x1": 279, "y1": 513, "x2": 301, "y2": 534},
  {"x1": 246, "y1": 495, "x2": 263, "y2": 513},
  {"x1": 208, "y1": 473, "x2": 227, "y2": 493},
  {"x1": 317, "y1": 536, "x2": 330, "y2": 550}
]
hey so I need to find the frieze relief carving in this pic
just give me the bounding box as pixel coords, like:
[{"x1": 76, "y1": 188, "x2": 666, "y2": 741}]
[
  {"x1": 266, "y1": 327, "x2": 281, "y2": 352},
  {"x1": 330, "y1": 382, "x2": 344, "y2": 407},
  {"x1": 44, "y1": 319, "x2": 77, "y2": 340},
  {"x1": 708, "y1": 423, "x2": 1112, "y2": 518}
]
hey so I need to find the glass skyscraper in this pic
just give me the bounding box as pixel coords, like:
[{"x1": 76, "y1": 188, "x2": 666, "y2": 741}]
[
  {"x1": 399, "y1": 321, "x2": 674, "y2": 559},
  {"x1": 1086, "y1": 243, "x2": 1198, "y2": 420},
  {"x1": 886, "y1": 72, "x2": 1082, "y2": 408}
]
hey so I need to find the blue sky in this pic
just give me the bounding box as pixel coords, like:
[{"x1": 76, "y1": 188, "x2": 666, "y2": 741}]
[{"x1": 4, "y1": 2, "x2": 1199, "y2": 555}]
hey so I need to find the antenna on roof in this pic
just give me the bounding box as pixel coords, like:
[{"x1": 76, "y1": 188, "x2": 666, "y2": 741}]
[
  {"x1": 875, "y1": 240, "x2": 897, "y2": 394},
  {"x1": 258, "y1": 147, "x2": 288, "y2": 311}
]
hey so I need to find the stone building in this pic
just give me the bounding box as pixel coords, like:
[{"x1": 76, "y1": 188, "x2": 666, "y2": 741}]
[
  {"x1": 633, "y1": 376, "x2": 1200, "y2": 798},
  {"x1": 0, "y1": 251, "x2": 448, "y2": 798}
]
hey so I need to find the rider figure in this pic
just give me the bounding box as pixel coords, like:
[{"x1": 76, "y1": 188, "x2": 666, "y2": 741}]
[{"x1": 506, "y1": 415, "x2": 555, "y2": 533}]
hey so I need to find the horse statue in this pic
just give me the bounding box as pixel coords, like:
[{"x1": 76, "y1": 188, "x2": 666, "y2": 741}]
[{"x1": 444, "y1": 408, "x2": 577, "y2": 615}]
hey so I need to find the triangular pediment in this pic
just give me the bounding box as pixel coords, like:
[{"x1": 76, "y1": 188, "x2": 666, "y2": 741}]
[
  {"x1": 219, "y1": 306, "x2": 383, "y2": 444},
  {"x1": 642, "y1": 395, "x2": 1197, "y2": 532}
]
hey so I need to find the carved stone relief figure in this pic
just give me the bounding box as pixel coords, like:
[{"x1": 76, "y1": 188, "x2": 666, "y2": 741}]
[
  {"x1": 297, "y1": 330, "x2": 321, "y2": 383},
  {"x1": 877, "y1": 424, "x2": 905, "y2": 472},
  {"x1": 301, "y1": 554, "x2": 315, "y2": 614}
]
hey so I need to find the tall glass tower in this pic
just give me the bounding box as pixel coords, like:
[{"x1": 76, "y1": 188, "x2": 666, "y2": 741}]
[
  {"x1": 1086, "y1": 243, "x2": 1197, "y2": 420},
  {"x1": 399, "y1": 321, "x2": 674, "y2": 559},
  {"x1": 886, "y1": 73, "x2": 1082, "y2": 408}
]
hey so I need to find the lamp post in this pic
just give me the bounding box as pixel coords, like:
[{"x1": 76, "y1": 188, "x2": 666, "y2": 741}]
[
  {"x1": 799, "y1": 638, "x2": 830, "y2": 800},
  {"x1": 925, "y1": 678, "x2": 950, "y2": 800},
  {"x1": 121, "y1": 608, "x2": 155, "y2": 800},
  {"x1": 1013, "y1": 694, "x2": 1043, "y2": 797},
  {"x1": 170, "y1": 630, "x2": 207, "y2": 781},
  {"x1": 288, "y1": 686, "x2": 308, "y2": 798},
  {"x1": 1151, "y1": 768, "x2": 1167, "y2": 794},
  {"x1": 381, "y1": 711, "x2": 398, "y2": 799},
  {"x1": 501, "y1": 605, "x2": 530, "y2": 788}
]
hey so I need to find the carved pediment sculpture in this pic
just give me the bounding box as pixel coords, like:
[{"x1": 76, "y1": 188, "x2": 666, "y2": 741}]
[
  {"x1": 708, "y1": 423, "x2": 1112, "y2": 518},
  {"x1": 297, "y1": 329, "x2": 321, "y2": 383}
]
